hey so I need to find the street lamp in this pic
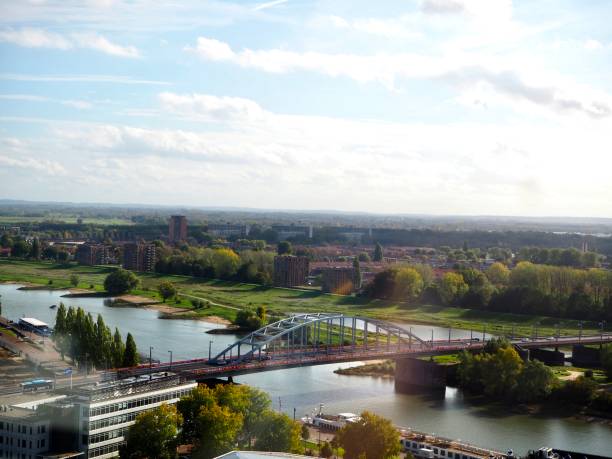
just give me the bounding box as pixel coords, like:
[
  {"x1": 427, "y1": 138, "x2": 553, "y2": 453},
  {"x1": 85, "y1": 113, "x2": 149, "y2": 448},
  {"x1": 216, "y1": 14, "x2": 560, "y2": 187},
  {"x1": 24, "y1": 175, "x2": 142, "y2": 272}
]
[
  {"x1": 149, "y1": 346, "x2": 153, "y2": 380},
  {"x1": 168, "y1": 350, "x2": 173, "y2": 372}
]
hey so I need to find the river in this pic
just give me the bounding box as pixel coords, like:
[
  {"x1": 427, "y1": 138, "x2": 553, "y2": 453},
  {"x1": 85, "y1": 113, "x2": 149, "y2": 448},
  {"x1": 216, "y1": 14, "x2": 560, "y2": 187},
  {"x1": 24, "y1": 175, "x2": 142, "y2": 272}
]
[{"x1": 0, "y1": 284, "x2": 610, "y2": 455}]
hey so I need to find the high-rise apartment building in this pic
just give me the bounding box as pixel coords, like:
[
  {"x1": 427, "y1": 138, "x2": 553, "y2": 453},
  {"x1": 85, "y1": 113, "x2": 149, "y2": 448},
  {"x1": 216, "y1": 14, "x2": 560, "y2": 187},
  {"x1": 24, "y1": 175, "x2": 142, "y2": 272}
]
[
  {"x1": 76, "y1": 244, "x2": 112, "y2": 266},
  {"x1": 168, "y1": 215, "x2": 187, "y2": 243},
  {"x1": 122, "y1": 243, "x2": 156, "y2": 272},
  {"x1": 273, "y1": 256, "x2": 309, "y2": 287},
  {"x1": 321, "y1": 267, "x2": 358, "y2": 295}
]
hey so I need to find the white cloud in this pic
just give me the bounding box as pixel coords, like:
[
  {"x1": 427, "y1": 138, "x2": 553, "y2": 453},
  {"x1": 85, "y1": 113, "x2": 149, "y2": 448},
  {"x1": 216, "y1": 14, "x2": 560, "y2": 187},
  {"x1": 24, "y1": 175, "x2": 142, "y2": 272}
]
[
  {"x1": 22, "y1": 92, "x2": 609, "y2": 216},
  {"x1": 158, "y1": 92, "x2": 266, "y2": 122},
  {"x1": 71, "y1": 33, "x2": 140, "y2": 58},
  {"x1": 253, "y1": 0, "x2": 288, "y2": 12},
  {"x1": 187, "y1": 37, "x2": 612, "y2": 119},
  {"x1": 0, "y1": 94, "x2": 92, "y2": 110},
  {"x1": 0, "y1": 27, "x2": 71, "y2": 49},
  {"x1": 0, "y1": 154, "x2": 66, "y2": 175},
  {"x1": 0, "y1": 73, "x2": 170, "y2": 85},
  {"x1": 0, "y1": 27, "x2": 140, "y2": 58},
  {"x1": 584, "y1": 39, "x2": 604, "y2": 51}
]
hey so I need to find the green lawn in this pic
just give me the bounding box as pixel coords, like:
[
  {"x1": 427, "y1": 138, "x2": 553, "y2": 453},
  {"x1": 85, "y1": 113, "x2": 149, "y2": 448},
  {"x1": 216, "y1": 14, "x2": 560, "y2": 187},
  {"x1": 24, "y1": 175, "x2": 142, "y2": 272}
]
[{"x1": 0, "y1": 259, "x2": 606, "y2": 335}]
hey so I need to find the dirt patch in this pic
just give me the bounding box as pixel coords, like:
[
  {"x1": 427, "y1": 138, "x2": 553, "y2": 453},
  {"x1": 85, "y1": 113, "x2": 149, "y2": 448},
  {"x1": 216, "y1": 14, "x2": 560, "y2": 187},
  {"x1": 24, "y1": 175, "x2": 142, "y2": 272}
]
[
  {"x1": 157, "y1": 310, "x2": 231, "y2": 325},
  {"x1": 113, "y1": 294, "x2": 160, "y2": 306},
  {"x1": 559, "y1": 370, "x2": 583, "y2": 381}
]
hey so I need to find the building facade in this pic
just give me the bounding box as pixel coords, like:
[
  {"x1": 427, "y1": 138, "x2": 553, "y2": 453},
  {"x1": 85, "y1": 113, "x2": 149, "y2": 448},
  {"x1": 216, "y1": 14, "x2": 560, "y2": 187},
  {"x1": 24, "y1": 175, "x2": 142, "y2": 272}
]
[
  {"x1": 273, "y1": 256, "x2": 309, "y2": 287},
  {"x1": 321, "y1": 267, "x2": 358, "y2": 295},
  {"x1": 0, "y1": 405, "x2": 51, "y2": 459},
  {"x1": 76, "y1": 244, "x2": 112, "y2": 266},
  {"x1": 72, "y1": 373, "x2": 196, "y2": 459},
  {"x1": 168, "y1": 216, "x2": 187, "y2": 244},
  {"x1": 122, "y1": 243, "x2": 156, "y2": 272},
  {"x1": 207, "y1": 224, "x2": 249, "y2": 238}
]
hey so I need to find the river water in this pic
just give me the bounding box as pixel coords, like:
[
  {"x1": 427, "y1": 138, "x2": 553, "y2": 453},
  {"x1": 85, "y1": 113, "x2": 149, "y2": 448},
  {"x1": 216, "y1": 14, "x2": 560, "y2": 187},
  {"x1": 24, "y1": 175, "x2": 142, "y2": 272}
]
[{"x1": 0, "y1": 284, "x2": 610, "y2": 455}]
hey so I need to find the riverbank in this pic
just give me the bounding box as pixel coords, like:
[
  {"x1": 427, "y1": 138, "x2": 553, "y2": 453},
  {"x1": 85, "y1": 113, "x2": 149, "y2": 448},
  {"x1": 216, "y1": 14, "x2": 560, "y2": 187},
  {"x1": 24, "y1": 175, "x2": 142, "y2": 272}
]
[
  {"x1": 334, "y1": 360, "x2": 394, "y2": 378},
  {"x1": 0, "y1": 259, "x2": 606, "y2": 337}
]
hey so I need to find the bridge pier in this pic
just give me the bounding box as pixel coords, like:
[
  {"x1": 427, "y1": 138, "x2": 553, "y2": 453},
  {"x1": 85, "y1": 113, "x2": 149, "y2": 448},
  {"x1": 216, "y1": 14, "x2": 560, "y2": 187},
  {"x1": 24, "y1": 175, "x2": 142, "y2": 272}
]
[
  {"x1": 572, "y1": 345, "x2": 601, "y2": 367},
  {"x1": 528, "y1": 348, "x2": 565, "y2": 366},
  {"x1": 394, "y1": 357, "x2": 449, "y2": 393}
]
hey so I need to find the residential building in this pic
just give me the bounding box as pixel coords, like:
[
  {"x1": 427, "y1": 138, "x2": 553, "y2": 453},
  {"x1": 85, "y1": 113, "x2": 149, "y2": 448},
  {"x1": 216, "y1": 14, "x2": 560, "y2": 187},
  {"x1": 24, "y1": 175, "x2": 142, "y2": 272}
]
[
  {"x1": 207, "y1": 224, "x2": 249, "y2": 238},
  {"x1": 168, "y1": 216, "x2": 187, "y2": 244},
  {"x1": 272, "y1": 225, "x2": 312, "y2": 240},
  {"x1": 273, "y1": 256, "x2": 309, "y2": 287},
  {"x1": 321, "y1": 267, "x2": 358, "y2": 295},
  {"x1": 76, "y1": 244, "x2": 112, "y2": 266},
  {"x1": 122, "y1": 243, "x2": 156, "y2": 272}
]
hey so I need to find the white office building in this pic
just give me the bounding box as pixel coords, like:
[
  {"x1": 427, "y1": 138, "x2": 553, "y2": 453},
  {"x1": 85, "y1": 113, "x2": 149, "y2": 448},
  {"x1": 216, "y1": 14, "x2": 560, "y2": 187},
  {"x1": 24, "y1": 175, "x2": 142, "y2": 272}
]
[{"x1": 71, "y1": 373, "x2": 196, "y2": 459}]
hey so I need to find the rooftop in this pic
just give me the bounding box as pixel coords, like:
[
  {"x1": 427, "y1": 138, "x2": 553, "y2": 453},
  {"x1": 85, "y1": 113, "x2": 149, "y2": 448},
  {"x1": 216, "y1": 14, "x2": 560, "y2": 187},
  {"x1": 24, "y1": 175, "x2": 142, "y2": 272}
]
[
  {"x1": 19, "y1": 317, "x2": 49, "y2": 327},
  {"x1": 214, "y1": 452, "x2": 312, "y2": 459}
]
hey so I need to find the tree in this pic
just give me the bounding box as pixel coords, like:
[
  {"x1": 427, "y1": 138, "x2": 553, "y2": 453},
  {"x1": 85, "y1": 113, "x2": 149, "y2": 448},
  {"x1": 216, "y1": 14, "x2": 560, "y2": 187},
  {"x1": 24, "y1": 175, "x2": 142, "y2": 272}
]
[
  {"x1": 358, "y1": 252, "x2": 370, "y2": 262},
  {"x1": 215, "y1": 384, "x2": 271, "y2": 447},
  {"x1": 30, "y1": 238, "x2": 41, "y2": 260},
  {"x1": 301, "y1": 423, "x2": 310, "y2": 440},
  {"x1": 438, "y1": 272, "x2": 468, "y2": 305},
  {"x1": 11, "y1": 240, "x2": 30, "y2": 258},
  {"x1": 602, "y1": 344, "x2": 612, "y2": 379},
  {"x1": 192, "y1": 403, "x2": 243, "y2": 459},
  {"x1": 481, "y1": 346, "x2": 523, "y2": 397},
  {"x1": 69, "y1": 274, "x2": 79, "y2": 287},
  {"x1": 212, "y1": 248, "x2": 241, "y2": 279},
  {"x1": 234, "y1": 308, "x2": 265, "y2": 330},
  {"x1": 104, "y1": 269, "x2": 139, "y2": 295},
  {"x1": 486, "y1": 262, "x2": 510, "y2": 286},
  {"x1": 121, "y1": 404, "x2": 182, "y2": 459},
  {"x1": 158, "y1": 281, "x2": 178, "y2": 302},
  {"x1": 336, "y1": 411, "x2": 400, "y2": 459},
  {"x1": 319, "y1": 441, "x2": 333, "y2": 458},
  {"x1": 254, "y1": 411, "x2": 303, "y2": 454},
  {"x1": 514, "y1": 359, "x2": 555, "y2": 403},
  {"x1": 353, "y1": 257, "x2": 362, "y2": 288},
  {"x1": 256, "y1": 305, "x2": 267, "y2": 323},
  {"x1": 393, "y1": 267, "x2": 424, "y2": 301},
  {"x1": 177, "y1": 386, "x2": 217, "y2": 443},
  {"x1": 277, "y1": 241, "x2": 292, "y2": 255},
  {"x1": 373, "y1": 243, "x2": 384, "y2": 262},
  {"x1": 0, "y1": 233, "x2": 13, "y2": 248},
  {"x1": 123, "y1": 333, "x2": 139, "y2": 367},
  {"x1": 111, "y1": 328, "x2": 125, "y2": 368}
]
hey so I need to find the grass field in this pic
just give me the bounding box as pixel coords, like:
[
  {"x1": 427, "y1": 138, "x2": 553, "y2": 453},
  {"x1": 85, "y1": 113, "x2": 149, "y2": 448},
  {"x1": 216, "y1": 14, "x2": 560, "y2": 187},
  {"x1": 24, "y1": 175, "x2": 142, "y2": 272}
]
[{"x1": 0, "y1": 259, "x2": 606, "y2": 336}]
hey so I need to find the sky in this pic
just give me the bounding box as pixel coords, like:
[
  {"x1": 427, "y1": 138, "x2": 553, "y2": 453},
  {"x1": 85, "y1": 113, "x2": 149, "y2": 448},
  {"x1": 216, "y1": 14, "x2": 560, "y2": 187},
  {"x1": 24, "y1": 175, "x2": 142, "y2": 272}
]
[{"x1": 0, "y1": 0, "x2": 611, "y2": 217}]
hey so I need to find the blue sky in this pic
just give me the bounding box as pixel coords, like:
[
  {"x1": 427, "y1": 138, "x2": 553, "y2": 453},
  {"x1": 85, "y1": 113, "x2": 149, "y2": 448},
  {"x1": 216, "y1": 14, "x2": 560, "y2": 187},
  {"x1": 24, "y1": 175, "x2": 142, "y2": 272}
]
[{"x1": 0, "y1": 0, "x2": 611, "y2": 217}]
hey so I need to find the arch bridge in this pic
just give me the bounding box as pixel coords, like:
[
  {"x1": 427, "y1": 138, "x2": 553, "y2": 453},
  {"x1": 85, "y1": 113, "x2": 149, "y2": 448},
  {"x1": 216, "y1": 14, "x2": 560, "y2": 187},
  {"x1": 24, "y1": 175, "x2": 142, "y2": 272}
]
[{"x1": 209, "y1": 312, "x2": 430, "y2": 365}]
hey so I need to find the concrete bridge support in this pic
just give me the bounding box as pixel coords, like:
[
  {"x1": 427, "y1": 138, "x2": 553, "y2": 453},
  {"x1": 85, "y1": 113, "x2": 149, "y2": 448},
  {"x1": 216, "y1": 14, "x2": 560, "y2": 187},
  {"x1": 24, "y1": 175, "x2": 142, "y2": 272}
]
[
  {"x1": 394, "y1": 357, "x2": 448, "y2": 392},
  {"x1": 529, "y1": 348, "x2": 565, "y2": 366},
  {"x1": 572, "y1": 345, "x2": 601, "y2": 367}
]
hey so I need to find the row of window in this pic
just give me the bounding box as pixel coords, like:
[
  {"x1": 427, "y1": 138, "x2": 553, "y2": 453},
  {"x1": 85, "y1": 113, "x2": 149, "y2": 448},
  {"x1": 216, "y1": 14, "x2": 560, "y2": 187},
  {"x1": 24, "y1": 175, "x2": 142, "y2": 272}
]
[
  {"x1": 86, "y1": 388, "x2": 192, "y2": 418},
  {"x1": 88, "y1": 426, "x2": 129, "y2": 445},
  {"x1": 0, "y1": 437, "x2": 45, "y2": 449},
  {"x1": 89, "y1": 441, "x2": 123, "y2": 458},
  {"x1": 401, "y1": 440, "x2": 480, "y2": 459},
  {"x1": 88, "y1": 411, "x2": 139, "y2": 431},
  {"x1": 0, "y1": 422, "x2": 45, "y2": 435}
]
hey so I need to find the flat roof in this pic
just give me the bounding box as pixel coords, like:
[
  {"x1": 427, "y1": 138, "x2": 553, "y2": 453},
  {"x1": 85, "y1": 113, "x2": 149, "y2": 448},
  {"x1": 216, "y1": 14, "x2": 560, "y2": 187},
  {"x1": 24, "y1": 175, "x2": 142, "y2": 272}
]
[{"x1": 19, "y1": 317, "x2": 50, "y2": 327}]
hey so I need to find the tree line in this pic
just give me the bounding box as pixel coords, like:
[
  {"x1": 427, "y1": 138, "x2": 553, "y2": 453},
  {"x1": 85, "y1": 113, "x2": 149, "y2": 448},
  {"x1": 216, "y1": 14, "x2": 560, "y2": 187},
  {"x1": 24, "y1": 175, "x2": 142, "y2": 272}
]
[
  {"x1": 53, "y1": 304, "x2": 139, "y2": 370},
  {"x1": 121, "y1": 383, "x2": 402, "y2": 459},
  {"x1": 154, "y1": 244, "x2": 274, "y2": 285},
  {"x1": 458, "y1": 339, "x2": 612, "y2": 413},
  {"x1": 365, "y1": 261, "x2": 612, "y2": 321},
  {"x1": 121, "y1": 384, "x2": 302, "y2": 459}
]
